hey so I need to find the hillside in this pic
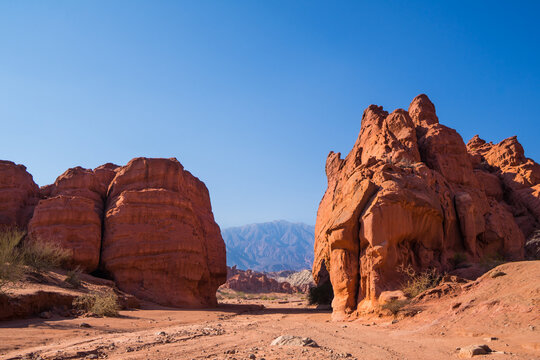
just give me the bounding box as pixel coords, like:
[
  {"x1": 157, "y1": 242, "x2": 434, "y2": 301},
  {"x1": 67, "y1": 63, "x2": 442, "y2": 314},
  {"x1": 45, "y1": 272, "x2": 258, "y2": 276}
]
[{"x1": 221, "y1": 220, "x2": 314, "y2": 272}]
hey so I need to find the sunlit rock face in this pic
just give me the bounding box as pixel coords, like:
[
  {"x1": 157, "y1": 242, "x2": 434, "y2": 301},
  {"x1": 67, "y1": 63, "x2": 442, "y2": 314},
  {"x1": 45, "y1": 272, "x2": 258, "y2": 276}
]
[
  {"x1": 3, "y1": 157, "x2": 226, "y2": 308},
  {"x1": 313, "y1": 94, "x2": 534, "y2": 319},
  {"x1": 101, "y1": 157, "x2": 227, "y2": 307}
]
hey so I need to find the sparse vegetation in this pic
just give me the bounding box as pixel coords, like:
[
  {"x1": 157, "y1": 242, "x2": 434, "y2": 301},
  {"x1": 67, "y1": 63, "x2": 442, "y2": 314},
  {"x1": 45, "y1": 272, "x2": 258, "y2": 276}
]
[
  {"x1": 382, "y1": 299, "x2": 410, "y2": 315},
  {"x1": 65, "y1": 267, "x2": 83, "y2": 288},
  {"x1": 308, "y1": 281, "x2": 333, "y2": 305},
  {"x1": 21, "y1": 239, "x2": 72, "y2": 272},
  {"x1": 73, "y1": 291, "x2": 120, "y2": 317},
  {"x1": 398, "y1": 265, "x2": 441, "y2": 298},
  {"x1": 0, "y1": 227, "x2": 25, "y2": 290},
  {"x1": 0, "y1": 227, "x2": 73, "y2": 291}
]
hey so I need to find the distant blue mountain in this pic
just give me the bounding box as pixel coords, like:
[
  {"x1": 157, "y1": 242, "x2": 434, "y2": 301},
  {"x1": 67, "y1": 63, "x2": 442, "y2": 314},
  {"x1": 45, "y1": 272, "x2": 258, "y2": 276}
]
[{"x1": 221, "y1": 220, "x2": 315, "y2": 272}]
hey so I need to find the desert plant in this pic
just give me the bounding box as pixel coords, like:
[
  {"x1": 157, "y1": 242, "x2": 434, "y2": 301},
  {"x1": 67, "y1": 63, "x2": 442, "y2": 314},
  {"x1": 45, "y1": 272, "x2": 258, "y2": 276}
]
[
  {"x1": 20, "y1": 239, "x2": 72, "y2": 272},
  {"x1": 65, "y1": 267, "x2": 83, "y2": 288},
  {"x1": 73, "y1": 291, "x2": 120, "y2": 317},
  {"x1": 0, "y1": 227, "x2": 25, "y2": 290},
  {"x1": 308, "y1": 281, "x2": 333, "y2": 305},
  {"x1": 398, "y1": 265, "x2": 441, "y2": 298},
  {"x1": 382, "y1": 299, "x2": 410, "y2": 315}
]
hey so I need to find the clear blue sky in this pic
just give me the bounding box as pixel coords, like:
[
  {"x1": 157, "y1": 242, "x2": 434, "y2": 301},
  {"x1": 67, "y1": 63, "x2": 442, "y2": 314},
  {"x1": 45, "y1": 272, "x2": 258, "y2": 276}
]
[{"x1": 1, "y1": 1, "x2": 539, "y2": 228}]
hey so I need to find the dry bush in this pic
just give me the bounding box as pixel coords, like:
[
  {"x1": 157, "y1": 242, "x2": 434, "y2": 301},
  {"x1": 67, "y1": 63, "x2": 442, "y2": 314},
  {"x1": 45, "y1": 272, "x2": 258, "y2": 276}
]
[
  {"x1": 65, "y1": 267, "x2": 83, "y2": 288},
  {"x1": 382, "y1": 299, "x2": 410, "y2": 315},
  {"x1": 20, "y1": 239, "x2": 72, "y2": 272},
  {"x1": 73, "y1": 291, "x2": 120, "y2": 317},
  {"x1": 398, "y1": 264, "x2": 441, "y2": 299},
  {"x1": 0, "y1": 227, "x2": 25, "y2": 290}
]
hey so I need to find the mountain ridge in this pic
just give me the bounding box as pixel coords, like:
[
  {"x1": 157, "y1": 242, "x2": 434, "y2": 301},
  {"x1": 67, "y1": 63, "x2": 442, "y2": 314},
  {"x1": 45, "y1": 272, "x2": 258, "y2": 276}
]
[{"x1": 221, "y1": 220, "x2": 314, "y2": 272}]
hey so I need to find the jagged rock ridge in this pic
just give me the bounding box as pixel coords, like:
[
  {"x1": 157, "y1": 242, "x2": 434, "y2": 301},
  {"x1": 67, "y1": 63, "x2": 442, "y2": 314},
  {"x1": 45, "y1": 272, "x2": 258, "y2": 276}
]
[{"x1": 313, "y1": 94, "x2": 539, "y2": 319}]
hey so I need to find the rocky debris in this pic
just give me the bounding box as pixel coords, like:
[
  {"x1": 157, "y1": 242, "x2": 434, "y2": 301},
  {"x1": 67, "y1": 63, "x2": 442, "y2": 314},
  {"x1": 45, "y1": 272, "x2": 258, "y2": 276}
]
[
  {"x1": 0, "y1": 160, "x2": 39, "y2": 227},
  {"x1": 221, "y1": 266, "x2": 304, "y2": 294},
  {"x1": 270, "y1": 335, "x2": 319, "y2": 347},
  {"x1": 457, "y1": 344, "x2": 492, "y2": 358},
  {"x1": 267, "y1": 269, "x2": 315, "y2": 291},
  {"x1": 313, "y1": 94, "x2": 535, "y2": 319},
  {"x1": 1, "y1": 157, "x2": 226, "y2": 309},
  {"x1": 101, "y1": 157, "x2": 226, "y2": 307}
]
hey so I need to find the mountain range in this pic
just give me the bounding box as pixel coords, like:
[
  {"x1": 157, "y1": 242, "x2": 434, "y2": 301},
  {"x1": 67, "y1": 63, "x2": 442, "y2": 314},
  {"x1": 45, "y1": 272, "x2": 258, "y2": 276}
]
[{"x1": 221, "y1": 220, "x2": 315, "y2": 272}]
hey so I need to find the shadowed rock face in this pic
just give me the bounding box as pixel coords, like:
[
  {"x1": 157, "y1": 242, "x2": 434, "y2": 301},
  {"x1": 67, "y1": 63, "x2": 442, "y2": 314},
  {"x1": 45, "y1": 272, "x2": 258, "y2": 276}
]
[
  {"x1": 313, "y1": 94, "x2": 534, "y2": 319},
  {"x1": 3, "y1": 157, "x2": 226, "y2": 308}
]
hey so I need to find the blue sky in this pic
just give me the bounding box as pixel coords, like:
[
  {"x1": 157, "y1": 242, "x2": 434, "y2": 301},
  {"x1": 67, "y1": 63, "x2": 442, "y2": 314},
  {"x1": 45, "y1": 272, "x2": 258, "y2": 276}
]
[{"x1": 1, "y1": 1, "x2": 539, "y2": 228}]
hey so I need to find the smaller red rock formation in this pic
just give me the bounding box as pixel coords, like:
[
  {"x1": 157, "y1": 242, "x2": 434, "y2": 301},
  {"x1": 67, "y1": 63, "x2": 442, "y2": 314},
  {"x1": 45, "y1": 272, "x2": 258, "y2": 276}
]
[
  {"x1": 0, "y1": 161, "x2": 39, "y2": 227},
  {"x1": 222, "y1": 266, "x2": 305, "y2": 294},
  {"x1": 28, "y1": 164, "x2": 118, "y2": 272}
]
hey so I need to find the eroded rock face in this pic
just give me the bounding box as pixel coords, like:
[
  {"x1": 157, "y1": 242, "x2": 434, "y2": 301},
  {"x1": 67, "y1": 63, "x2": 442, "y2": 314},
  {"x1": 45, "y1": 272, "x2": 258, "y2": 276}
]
[
  {"x1": 101, "y1": 157, "x2": 226, "y2": 307},
  {"x1": 0, "y1": 161, "x2": 39, "y2": 227},
  {"x1": 27, "y1": 164, "x2": 118, "y2": 272},
  {"x1": 313, "y1": 94, "x2": 533, "y2": 319},
  {"x1": 2, "y1": 156, "x2": 225, "y2": 308}
]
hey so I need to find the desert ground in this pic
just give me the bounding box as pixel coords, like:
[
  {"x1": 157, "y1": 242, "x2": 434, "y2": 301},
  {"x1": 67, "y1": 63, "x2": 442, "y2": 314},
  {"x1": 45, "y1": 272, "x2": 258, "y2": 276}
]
[{"x1": 1, "y1": 262, "x2": 538, "y2": 360}]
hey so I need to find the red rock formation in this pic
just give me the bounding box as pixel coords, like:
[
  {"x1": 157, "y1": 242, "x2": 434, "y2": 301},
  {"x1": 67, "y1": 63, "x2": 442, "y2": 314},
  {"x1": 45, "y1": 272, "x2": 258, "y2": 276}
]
[
  {"x1": 101, "y1": 157, "x2": 226, "y2": 308},
  {"x1": 222, "y1": 266, "x2": 305, "y2": 294},
  {"x1": 0, "y1": 161, "x2": 39, "y2": 227},
  {"x1": 27, "y1": 164, "x2": 118, "y2": 272},
  {"x1": 313, "y1": 94, "x2": 532, "y2": 319}
]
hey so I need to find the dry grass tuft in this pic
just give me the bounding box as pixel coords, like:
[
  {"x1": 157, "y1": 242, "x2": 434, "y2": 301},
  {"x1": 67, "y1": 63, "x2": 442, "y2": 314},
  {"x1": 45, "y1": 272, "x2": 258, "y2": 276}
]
[
  {"x1": 73, "y1": 291, "x2": 120, "y2": 317},
  {"x1": 398, "y1": 265, "x2": 441, "y2": 299}
]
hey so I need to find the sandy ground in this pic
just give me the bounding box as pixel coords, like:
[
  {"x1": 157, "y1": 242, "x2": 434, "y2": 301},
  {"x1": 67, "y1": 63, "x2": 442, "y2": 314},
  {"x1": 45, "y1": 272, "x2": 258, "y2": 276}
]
[{"x1": 0, "y1": 262, "x2": 539, "y2": 360}]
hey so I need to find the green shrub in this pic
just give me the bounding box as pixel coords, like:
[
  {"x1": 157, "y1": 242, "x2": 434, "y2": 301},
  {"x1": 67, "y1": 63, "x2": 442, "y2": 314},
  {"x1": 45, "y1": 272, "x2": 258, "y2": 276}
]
[
  {"x1": 308, "y1": 281, "x2": 333, "y2": 305},
  {"x1": 382, "y1": 299, "x2": 410, "y2": 315},
  {"x1": 20, "y1": 240, "x2": 72, "y2": 272},
  {"x1": 0, "y1": 227, "x2": 25, "y2": 290},
  {"x1": 73, "y1": 291, "x2": 120, "y2": 317},
  {"x1": 65, "y1": 267, "x2": 83, "y2": 288},
  {"x1": 399, "y1": 265, "x2": 441, "y2": 299}
]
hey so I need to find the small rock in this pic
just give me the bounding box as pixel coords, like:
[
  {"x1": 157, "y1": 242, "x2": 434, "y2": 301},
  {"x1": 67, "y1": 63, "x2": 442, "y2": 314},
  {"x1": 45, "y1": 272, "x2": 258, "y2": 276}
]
[
  {"x1": 156, "y1": 331, "x2": 166, "y2": 336},
  {"x1": 79, "y1": 323, "x2": 92, "y2": 328},
  {"x1": 270, "y1": 335, "x2": 318, "y2": 347},
  {"x1": 86, "y1": 355, "x2": 98, "y2": 359},
  {"x1": 529, "y1": 325, "x2": 536, "y2": 331},
  {"x1": 458, "y1": 344, "x2": 492, "y2": 358},
  {"x1": 483, "y1": 337, "x2": 498, "y2": 342},
  {"x1": 491, "y1": 271, "x2": 506, "y2": 278},
  {"x1": 39, "y1": 311, "x2": 52, "y2": 319},
  {"x1": 249, "y1": 354, "x2": 256, "y2": 359}
]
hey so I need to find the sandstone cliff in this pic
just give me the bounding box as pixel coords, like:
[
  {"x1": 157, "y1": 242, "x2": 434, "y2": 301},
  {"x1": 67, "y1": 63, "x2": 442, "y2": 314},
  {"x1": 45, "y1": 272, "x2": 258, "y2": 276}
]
[
  {"x1": 2, "y1": 157, "x2": 226, "y2": 308},
  {"x1": 313, "y1": 94, "x2": 537, "y2": 319}
]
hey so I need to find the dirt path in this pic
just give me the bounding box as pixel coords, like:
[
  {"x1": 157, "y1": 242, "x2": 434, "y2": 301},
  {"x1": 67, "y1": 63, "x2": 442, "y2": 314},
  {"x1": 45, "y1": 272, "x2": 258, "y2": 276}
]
[{"x1": 1, "y1": 294, "x2": 537, "y2": 360}]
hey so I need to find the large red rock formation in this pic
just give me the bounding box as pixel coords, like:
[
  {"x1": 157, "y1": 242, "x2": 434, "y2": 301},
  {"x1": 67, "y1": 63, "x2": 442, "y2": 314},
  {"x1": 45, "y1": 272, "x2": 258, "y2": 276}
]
[
  {"x1": 27, "y1": 164, "x2": 118, "y2": 272},
  {"x1": 313, "y1": 94, "x2": 533, "y2": 319},
  {"x1": 0, "y1": 161, "x2": 39, "y2": 228},
  {"x1": 101, "y1": 157, "x2": 226, "y2": 308},
  {"x1": 2, "y1": 157, "x2": 225, "y2": 308}
]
